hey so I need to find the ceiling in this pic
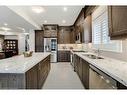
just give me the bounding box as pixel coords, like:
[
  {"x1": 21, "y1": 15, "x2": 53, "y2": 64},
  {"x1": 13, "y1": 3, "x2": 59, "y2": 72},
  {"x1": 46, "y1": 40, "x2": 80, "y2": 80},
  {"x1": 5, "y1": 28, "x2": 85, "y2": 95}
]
[
  {"x1": 0, "y1": 6, "x2": 83, "y2": 35},
  {"x1": 0, "y1": 6, "x2": 38, "y2": 35},
  {"x1": 8, "y1": 6, "x2": 84, "y2": 26}
]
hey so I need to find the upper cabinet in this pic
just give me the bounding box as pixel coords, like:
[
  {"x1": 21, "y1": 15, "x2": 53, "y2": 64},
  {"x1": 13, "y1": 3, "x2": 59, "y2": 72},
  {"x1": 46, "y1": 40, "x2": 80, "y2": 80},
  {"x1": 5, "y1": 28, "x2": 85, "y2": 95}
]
[
  {"x1": 108, "y1": 6, "x2": 127, "y2": 39},
  {"x1": 83, "y1": 15, "x2": 92, "y2": 43},
  {"x1": 74, "y1": 6, "x2": 95, "y2": 43},
  {"x1": 58, "y1": 26, "x2": 75, "y2": 44},
  {"x1": 35, "y1": 30, "x2": 44, "y2": 52},
  {"x1": 43, "y1": 24, "x2": 58, "y2": 38},
  {"x1": 74, "y1": 8, "x2": 84, "y2": 43}
]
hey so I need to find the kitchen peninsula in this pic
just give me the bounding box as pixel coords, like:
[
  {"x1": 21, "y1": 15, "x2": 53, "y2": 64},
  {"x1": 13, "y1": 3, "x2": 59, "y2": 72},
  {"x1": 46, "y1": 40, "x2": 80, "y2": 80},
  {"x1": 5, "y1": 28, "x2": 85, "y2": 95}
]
[{"x1": 0, "y1": 52, "x2": 51, "y2": 89}]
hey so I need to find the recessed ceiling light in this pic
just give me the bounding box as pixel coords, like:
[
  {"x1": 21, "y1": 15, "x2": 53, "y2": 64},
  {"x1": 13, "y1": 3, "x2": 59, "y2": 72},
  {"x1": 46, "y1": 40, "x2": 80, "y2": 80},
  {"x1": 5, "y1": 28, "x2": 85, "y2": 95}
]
[
  {"x1": 62, "y1": 20, "x2": 66, "y2": 23},
  {"x1": 63, "y1": 7, "x2": 68, "y2": 12},
  {"x1": 23, "y1": 32, "x2": 29, "y2": 35},
  {"x1": 17, "y1": 27, "x2": 25, "y2": 32},
  {"x1": 0, "y1": 27, "x2": 11, "y2": 31},
  {"x1": 32, "y1": 7, "x2": 45, "y2": 13},
  {"x1": 44, "y1": 20, "x2": 47, "y2": 23},
  {"x1": 4, "y1": 23, "x2": 8, "y2": 26}
]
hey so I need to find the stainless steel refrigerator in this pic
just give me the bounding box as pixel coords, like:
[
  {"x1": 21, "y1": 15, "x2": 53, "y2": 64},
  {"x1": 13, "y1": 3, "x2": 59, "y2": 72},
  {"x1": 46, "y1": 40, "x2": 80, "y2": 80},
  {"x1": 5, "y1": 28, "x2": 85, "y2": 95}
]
[{"x1": 44, "y1": 38, "x2": 57, "y2": 63}]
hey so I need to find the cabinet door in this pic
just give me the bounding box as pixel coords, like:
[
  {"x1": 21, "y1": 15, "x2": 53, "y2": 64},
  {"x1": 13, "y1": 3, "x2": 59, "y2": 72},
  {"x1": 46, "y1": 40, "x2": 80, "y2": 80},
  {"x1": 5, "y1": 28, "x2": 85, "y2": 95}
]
[
  {"x1": 57, "y1": 51, "x2": 70, "y2": 62},
  {"x1": 58, "y1": 27, "x2": 71, "y2": 44},
  {"x1": 66, "y1": 51, "x2": 70, "y2": 62},
  {"x1": 25, "y1": 64, "x2": 38, "y2": 89},
  {"x1": 64, "y1": 31, "x2": 71, "y2": 44},
  {"x1": 78, "y1": 58, "x2": 83, "y2": 81},
  {"x1": 76, "y1": 56, "x2": 80, "y2": 75},
  {"x1": 74, "y1": 54, "x2": 78, "y2": 72},
  {"x1": 0, "y1": 74, "x2": 8, "y2": 89},
  {"x1": 57, "y1": 51, "x2": 63, "y2": 62},
  {"x1": 82, "y1": 59, "x2": 89, "y2": 89},
  {"x1": 108, "y1": 6, "x2": 127, "y2": 38},
  {"x1": 70, "y1": 27, "x2": 75, "y2": 43},
  {"x1": 35, "y1": 30, "x2": 44, "y2": 52},
  {"x1": 44, "y1": 30, "x2": 51, "y2": 37},
  {"x1": 83, "y1": 15, "x2": 92, "y2": 43},
  {"x1": 43, "y1": 25, "x2": 58, "y2": 37},
  {"x1": 38, "y1": 56, "x2": 50, "y2": 88}
]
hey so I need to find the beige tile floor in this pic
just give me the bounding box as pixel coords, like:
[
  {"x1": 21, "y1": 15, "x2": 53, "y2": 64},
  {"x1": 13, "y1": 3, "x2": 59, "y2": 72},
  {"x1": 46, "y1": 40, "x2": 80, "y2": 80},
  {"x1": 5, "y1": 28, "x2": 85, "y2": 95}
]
[{"x1": 43, "y1": 62, "x2": 84, "y2": 89}]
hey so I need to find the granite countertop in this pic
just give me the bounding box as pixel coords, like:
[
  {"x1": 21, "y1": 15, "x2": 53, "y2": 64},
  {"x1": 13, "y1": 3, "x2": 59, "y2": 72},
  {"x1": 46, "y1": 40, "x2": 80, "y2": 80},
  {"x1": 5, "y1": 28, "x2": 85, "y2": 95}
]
[
  {"x1": 0, "y1": 52, "x2": 51, "y2": 73},
  {"x1": 74, "y1": 52, "x2": 127, "y2": 87}
]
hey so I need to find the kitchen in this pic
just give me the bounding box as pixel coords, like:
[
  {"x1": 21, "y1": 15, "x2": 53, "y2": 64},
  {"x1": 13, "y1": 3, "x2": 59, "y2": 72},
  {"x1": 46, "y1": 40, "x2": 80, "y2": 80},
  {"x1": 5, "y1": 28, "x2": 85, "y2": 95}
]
[{"x1": 0, "y1": 5, "x2": 127, "y2": 90}]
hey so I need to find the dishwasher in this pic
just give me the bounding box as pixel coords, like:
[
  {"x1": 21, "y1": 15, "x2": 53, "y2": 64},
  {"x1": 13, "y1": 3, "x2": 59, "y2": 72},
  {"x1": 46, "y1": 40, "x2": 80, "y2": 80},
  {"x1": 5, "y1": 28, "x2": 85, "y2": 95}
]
[{"x1": 89, "y1": 65, "x2": 117, "y2": 89}]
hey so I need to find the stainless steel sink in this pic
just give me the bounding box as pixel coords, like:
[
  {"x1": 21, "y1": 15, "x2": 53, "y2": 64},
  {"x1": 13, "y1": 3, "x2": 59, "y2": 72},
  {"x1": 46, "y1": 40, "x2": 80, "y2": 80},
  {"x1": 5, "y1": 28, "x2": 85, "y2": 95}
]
[{"x1": 82, "y1": 54, "x2": 104, "y2": 59}]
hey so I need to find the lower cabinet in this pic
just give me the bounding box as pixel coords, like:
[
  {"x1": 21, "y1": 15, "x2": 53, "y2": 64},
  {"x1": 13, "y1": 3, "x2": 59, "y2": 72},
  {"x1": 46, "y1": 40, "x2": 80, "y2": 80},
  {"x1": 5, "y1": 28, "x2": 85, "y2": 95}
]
[
  {"x1": 82, "y1": 59, "x2": 89, "y2": 89},
  {"x1": 74, "y1": 54, "x2": 127, "y2": 89},
  {"x1": 26, "y1": 64, "x2": 38, "y2": 89},
  {"x1": 77, "y1": 56, "x2": 83, "y2": 81},
  {"x1": 74, "y1": 54, "x2": 89, "y2": 89},
  {"x1": 57, "y1": 51, "x2": 70, "y2": 62},
  {"x1": 38, "y1": 55, "x2": 50, "y2": 88},
  {"x1": 26, "y1": 55, "x2": 51, "y2": 89}
]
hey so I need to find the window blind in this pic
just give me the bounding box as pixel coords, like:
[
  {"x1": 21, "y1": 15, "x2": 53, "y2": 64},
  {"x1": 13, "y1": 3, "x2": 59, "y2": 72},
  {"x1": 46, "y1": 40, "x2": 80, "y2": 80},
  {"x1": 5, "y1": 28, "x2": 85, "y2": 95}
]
[
  {"x1": 92, "y1": 6, "x2": 122, "y2": 52},
  {"x1": 92, "y1": 6, "x2": 109, "y2": 44}
]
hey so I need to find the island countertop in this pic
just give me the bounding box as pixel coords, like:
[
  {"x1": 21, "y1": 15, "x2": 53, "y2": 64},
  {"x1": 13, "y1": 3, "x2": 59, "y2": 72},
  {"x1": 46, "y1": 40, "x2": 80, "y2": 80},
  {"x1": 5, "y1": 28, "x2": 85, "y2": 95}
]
[{"x1": 0, "y1": 52, "x2": 51, "y2": 73}]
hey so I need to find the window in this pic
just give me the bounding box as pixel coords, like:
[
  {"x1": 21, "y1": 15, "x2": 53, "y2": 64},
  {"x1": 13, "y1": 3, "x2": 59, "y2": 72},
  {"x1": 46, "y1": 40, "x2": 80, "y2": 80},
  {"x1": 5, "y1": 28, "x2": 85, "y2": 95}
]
[
  {"x1": 92, "y1": 6, "x2": 109, "y2": 44},
  {"x1": 92, "y1": 6, "x2": 122, "y2": 52}
]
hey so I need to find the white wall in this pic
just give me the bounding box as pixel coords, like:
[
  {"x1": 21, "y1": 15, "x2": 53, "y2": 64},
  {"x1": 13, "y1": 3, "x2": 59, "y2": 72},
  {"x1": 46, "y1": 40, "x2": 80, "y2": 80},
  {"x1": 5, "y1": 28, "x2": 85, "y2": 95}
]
[
  {"x1": 18, "y1": 34, "x2": 25, "y2": 54},
  {"x1": 4, "y1": 35, "x2": 18, "y2": 39},
  {"x1": 84, "y1": 39, "x2": 127, "y2": 62},
  {"x1": 4, "y1": 29, "x2": 35, "y2": 54},
  {"x1": 98, "y1": 39, "x2": 127, "y2": 62},
  {"x1": 28, "y1": 29, "x2": 35, "y2": 52},
  {"x1": 0, "y1": 35, "x2": 4, "y2": 51}
]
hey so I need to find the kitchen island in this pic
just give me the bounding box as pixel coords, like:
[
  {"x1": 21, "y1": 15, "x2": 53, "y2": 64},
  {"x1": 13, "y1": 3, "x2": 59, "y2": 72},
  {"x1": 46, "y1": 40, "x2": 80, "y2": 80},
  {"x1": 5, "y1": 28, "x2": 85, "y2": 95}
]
[{"x1": 0, "y1": 53, "x2": 51, "y2": 89}]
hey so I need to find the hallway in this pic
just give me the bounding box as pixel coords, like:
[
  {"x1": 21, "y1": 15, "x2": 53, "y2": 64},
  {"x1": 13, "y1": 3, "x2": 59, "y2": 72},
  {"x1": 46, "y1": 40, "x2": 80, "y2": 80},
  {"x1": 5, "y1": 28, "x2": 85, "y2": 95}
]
[{"x1": 43, "y1": 63, "x2": 84, "y2": 89}]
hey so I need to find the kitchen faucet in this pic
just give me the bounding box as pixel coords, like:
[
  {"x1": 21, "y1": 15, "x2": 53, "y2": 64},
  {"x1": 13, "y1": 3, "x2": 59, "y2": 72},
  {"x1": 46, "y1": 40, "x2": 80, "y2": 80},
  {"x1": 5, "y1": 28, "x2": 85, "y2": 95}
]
[{"x1": 94, "y1": 48, "x2": 100, "y2": 57}]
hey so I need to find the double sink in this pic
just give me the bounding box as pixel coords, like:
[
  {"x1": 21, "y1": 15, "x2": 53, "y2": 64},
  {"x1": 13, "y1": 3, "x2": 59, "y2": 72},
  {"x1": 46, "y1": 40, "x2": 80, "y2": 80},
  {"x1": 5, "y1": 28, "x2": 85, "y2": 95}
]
[{"x1": 82, "y1": 54, "x2": 104, "y2": 59}]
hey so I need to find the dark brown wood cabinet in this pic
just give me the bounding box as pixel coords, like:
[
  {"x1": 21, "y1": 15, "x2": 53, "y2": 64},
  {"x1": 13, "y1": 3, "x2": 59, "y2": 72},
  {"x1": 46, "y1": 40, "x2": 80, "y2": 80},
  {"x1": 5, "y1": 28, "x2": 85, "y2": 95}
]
[
  {"x1": 84, "y1": 6, "x2": 96, "y2": 17},
  {"x1": 83, "y1": 15, "x2": 92, "y2": 43},
  {"x1": 58, "y1": 26, "x2": 74, "y2": 44},
  {"x1": 74, "y1": 54, "x2": 89, "y2": 89},
  {"x1": 26, "y1": 55, "x2": 50, "y2": 89},
  {"x1": 43, "y1": 24, "x2": 58, "y2": 37},
  {"x1": 77, "y1": 56, "x2": 83, "y2": 81},
  {"x1": 73, "y1": 6, "x2": 96, "y2": 43},
  {"x1": 117, "y1": 82, "x2": 127, "y2": 89},
  {"x1": 26, "y1": 64, "x2": 38, "y2": 89},
  {"x1": 57, "y1": 51, "x2": 70, "y2": 62},
  {"x1": 82, "y1": 59, "x2": 89, "y2": 89},
  {"x1": 0, "y1": 53, "x2": 5, "y2": 59},
  {"x1": 38, "y1": 55, "x2": 50, "y2": 88},
  {"x1": 74, "y1": 54, "x2": 78, "y2": 72},
  {"x1": 70, "y1": 26, "x2": 75, "y2": 43},
  {"x1": 74, "y1": 8, "x2": 84, "y2": 43},
  {"x1": 108, "y1": 6, "x2": 127, "y2": 39},
  {"x1": 35, "y1": 30, "x2": 44, "y2": 52},
  {"x1": 4, "y1": 39, "x2": 18, "y2": 56}
]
